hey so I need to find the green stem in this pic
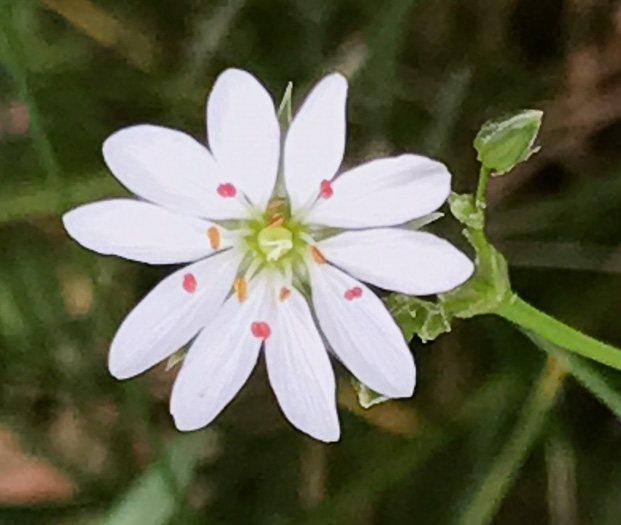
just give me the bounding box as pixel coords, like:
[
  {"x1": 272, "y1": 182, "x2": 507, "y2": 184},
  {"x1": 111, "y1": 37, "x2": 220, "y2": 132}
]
[
  {"x1": 475, "y1": 166, "x2": 491, "y2": 211},
  {"x1": 524, "y1": 332, "x2": 621, "y2": 421},
  {"x1": 0, "y1": 3, "x2": 62, "y2": 191},
  {"x1": 497, "y1": 294, "x2": 621, "y2": 372},
  {"x1": 458, "y1": 357, "x2": 567, "y2": 525}
]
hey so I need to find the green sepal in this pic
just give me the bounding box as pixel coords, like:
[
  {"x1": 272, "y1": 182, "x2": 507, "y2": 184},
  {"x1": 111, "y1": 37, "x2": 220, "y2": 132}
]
[
  {"x1": 166, "y1": 347, "x2": 188, "y2": 371},
  {"x1": 388, "y1": 294, "x2": 452, "y2": 343},
  {"x1": 440, "y1": 229, "x2": 511, "y2": 319},
  {"x1": 277, "y1": 81, "x2": 293, "y2": 128},
  {"x1": 474, "y1": 109, "x2": 543, "y2": 175},
  {"x1": 351, "y1": 378, "x2": 390, "y2": 409},
  {"x1": 449, "y1": 193, "x2": 484, "y2": 230}
]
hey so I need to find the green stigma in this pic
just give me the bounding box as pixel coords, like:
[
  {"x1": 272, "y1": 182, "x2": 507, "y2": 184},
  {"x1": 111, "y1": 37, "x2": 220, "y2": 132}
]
[{"x1": 257, "y1": 226, "x2": 294, "y2": 262}]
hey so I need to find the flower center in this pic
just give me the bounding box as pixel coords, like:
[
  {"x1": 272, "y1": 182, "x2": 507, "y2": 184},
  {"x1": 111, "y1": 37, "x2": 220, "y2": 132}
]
[{"x1": 257, "y1": 226, "x2": 294, "y2": 262}]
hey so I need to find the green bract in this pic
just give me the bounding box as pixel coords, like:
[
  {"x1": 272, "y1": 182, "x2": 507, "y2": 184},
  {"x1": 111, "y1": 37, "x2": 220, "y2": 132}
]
[{"x1": 474, "y1": 109, "x2": 543, "y2": 175}]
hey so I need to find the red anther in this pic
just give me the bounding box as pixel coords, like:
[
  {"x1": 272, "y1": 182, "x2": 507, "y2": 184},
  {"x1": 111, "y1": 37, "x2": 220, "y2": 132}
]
[
  {"x1": 319, "y1": 179, "x2": 334, "y2": 199},
  {"x1": 344, "y1": 287, "x2": 363, "y2": 301},
  {"x1": 183, "y1": 273, "x2": 197, "y2": 293},
  {"x1": 251, "y1": 321, "x2": 271, "y2": 340},
  {"x1": 217, "y1": 183, "x2": 237, "y2": 198}
]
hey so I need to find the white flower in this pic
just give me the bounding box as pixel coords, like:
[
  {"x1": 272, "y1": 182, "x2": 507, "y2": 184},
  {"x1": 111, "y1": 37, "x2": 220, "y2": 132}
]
[{"x1": 63, "y1": 69, "x2": 474, "y2": 442}]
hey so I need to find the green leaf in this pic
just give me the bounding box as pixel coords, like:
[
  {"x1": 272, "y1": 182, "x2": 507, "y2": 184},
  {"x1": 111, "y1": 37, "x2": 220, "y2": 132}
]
[
  {"x1": 166, "y1": 348, "x2": 188, "y2": 371},
  {"x1": 99, "y1": 433, "x2": 204, "y2": 525},
  {"x1": 474, "y1": 109, "x2": 543, "y2": 175}
]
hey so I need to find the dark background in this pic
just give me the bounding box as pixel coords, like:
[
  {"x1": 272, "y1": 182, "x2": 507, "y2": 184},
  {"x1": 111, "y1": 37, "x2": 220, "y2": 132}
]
[{"x1": 0, "y1": 0, "x2": 621, "y2": 523}]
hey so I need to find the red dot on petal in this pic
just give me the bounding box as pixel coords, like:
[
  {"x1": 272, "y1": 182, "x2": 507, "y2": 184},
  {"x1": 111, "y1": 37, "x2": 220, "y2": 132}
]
[
  {"x1": 183, "y1": 273, "x2": 197, "y2": 293},
  {"x1": 319, "y1": 180, "x2": 334, "y2": 199},
  {"x1": 217, "y1": 183, "x2": 237, "y2": 198},
  {"x1": 251, "y1": 321, "x2": 271, "y2": 340},
  {"x1": 344, "y1": 287, "x2": 363, "y2": 301}
]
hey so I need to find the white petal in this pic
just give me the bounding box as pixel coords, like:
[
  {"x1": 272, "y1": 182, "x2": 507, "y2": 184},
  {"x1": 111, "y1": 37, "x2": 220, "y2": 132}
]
[
  {"x1": 265, "y1": 288, "x2": 340, "y2": 442},
  {"x1": 306, "y1": 154, "x2": 451, "y2": 228},
  {"x1": 109, "y1": 250, "x2": 242, "y2": 379},
  {"x1": 309, "y1": 263, "x2": 415, "y2": 398},
  {"x1": 284, "y1": 73, "x2": 348, "y2": 212},
  {"x1": 103, "y1": 125, "x2": 247, "y2": 220},
  {"x1": 170, "y1": 278, "x2": 269, "y2": 431},
  {"x1": 63, "y1": 199, "x2": 228, "y2": 264},
  {"x1": 320, "y1": 229, "x2": 474, "y2": 295},
  {"x1": 207, "y1": 69, "x2": 280, "y2": 209}
]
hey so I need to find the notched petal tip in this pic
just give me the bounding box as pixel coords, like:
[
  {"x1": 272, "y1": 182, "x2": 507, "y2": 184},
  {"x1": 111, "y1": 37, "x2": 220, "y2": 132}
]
[
  {"x1": 61, "y1": 206, "x2": 98, "y2": 250},
  {"x1": 312, "y1": 424, "x2": 341, "y2": 443},
  {"x1": 214, "y1": 67, "x2": 261, "y2": 84},
  {"x1": 101, "y1": 124, "x2": 156, "y2": 159},
  {"x1": 379, "y1": 357, "x2": 416, "y2": 399},
  {"x1": 171, "y1": 411, "x2": 203, "y2": 433},
  {"x1": 61, "y1": 209, "x2": 78, "y2": 237},
  {"x1": 440, "y1": 248, "x2": 477, "y2": 294},
  {"x1": 107, "y1": 356, "x2": 133, "y2": 381},
  {"x1": 322, "y1": 71, "x2": 348, "y2": 91}
]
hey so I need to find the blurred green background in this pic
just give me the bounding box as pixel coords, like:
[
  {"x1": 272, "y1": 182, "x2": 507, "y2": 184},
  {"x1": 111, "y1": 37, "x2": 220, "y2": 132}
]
[{"x1": 1, "y1": 0, "x2": 621, "y2": 523}]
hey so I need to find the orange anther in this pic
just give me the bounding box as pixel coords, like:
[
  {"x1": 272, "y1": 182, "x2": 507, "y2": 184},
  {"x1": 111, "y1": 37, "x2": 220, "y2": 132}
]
[
  {"x1": 310, "y1": 245, "x2": 326, "y2": 264},
  {"x1": 207, "y1": 226, "x2": 221, "y2": 250},
  {"x1": 234, "y1": 277, "x2": 248, "y2": 303},
  {"x1": 266, "y1": 213, "x2": 285, "y2": 228},
  {"x1": 279, "y1": 287, "x2": 291, "y2": 302}
]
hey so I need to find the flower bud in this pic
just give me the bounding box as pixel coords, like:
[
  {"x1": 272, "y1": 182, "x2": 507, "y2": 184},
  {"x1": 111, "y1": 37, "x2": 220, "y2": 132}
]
[{"x1": 474, "y1": 110, "x2": 543, "y2": 175}]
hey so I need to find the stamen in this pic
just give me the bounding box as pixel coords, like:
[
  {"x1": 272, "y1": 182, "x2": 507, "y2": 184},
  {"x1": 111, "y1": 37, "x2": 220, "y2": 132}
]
[
  {"x1": 217, "y1": 183, "x2": 237, "y2": 198},
  {"x1": 283, "y1": 261, "x2": 293, "y2": 288},
  {"x1": 310, "y1": 245, "x2": 327, "y2": 264},
  {"x1": 266, "y1": 213, "x2": 285, "y2": 228},
  {"x1": 182, "y1": 273, "x2": 197, "y2": 293},
  {"x1": 279, "y1": 287, "x2": 291, "y2": 302},
  {"x1": 344, "y1": 286, "x2": 363, "y2": 301},
  {"x1": 251, "y1": 321, "x2": 271, "y2": 340},
  {"x1": 244, "y1": 258, "x2": 262, "y2": 282},
  {"x1": 234, "y1": 277, "x2": 248, "y2": 303},
  {"x1": 319, "y1": 180, "x2": 334, "y2": 199},
  {"x1": 207, "y1": 226, "x2": 220, "y2": 250}
]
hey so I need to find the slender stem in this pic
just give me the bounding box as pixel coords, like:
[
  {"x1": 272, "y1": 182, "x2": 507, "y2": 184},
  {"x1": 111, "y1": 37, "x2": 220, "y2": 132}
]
[
  {"x1": 458, "y1": 357, "x2": 567, "y2": 525},
  {"x1": 0, "y1": 4, "x2": 62, "y2": 191},
  {"x1": 475, "y1": 166, "x2": 491, "y2": 210},
  {"x1": 497, "y1": 294, "x2": 621, "y2": 372},
  {"x1": 524, "y1": 332, "x2": 621, "y2": 421}
]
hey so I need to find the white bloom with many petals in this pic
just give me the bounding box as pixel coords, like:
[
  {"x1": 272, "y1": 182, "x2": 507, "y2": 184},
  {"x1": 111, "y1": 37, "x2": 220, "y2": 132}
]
[{"x1": 63, "y1": 69, "x2": 474, "y2": 442}]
